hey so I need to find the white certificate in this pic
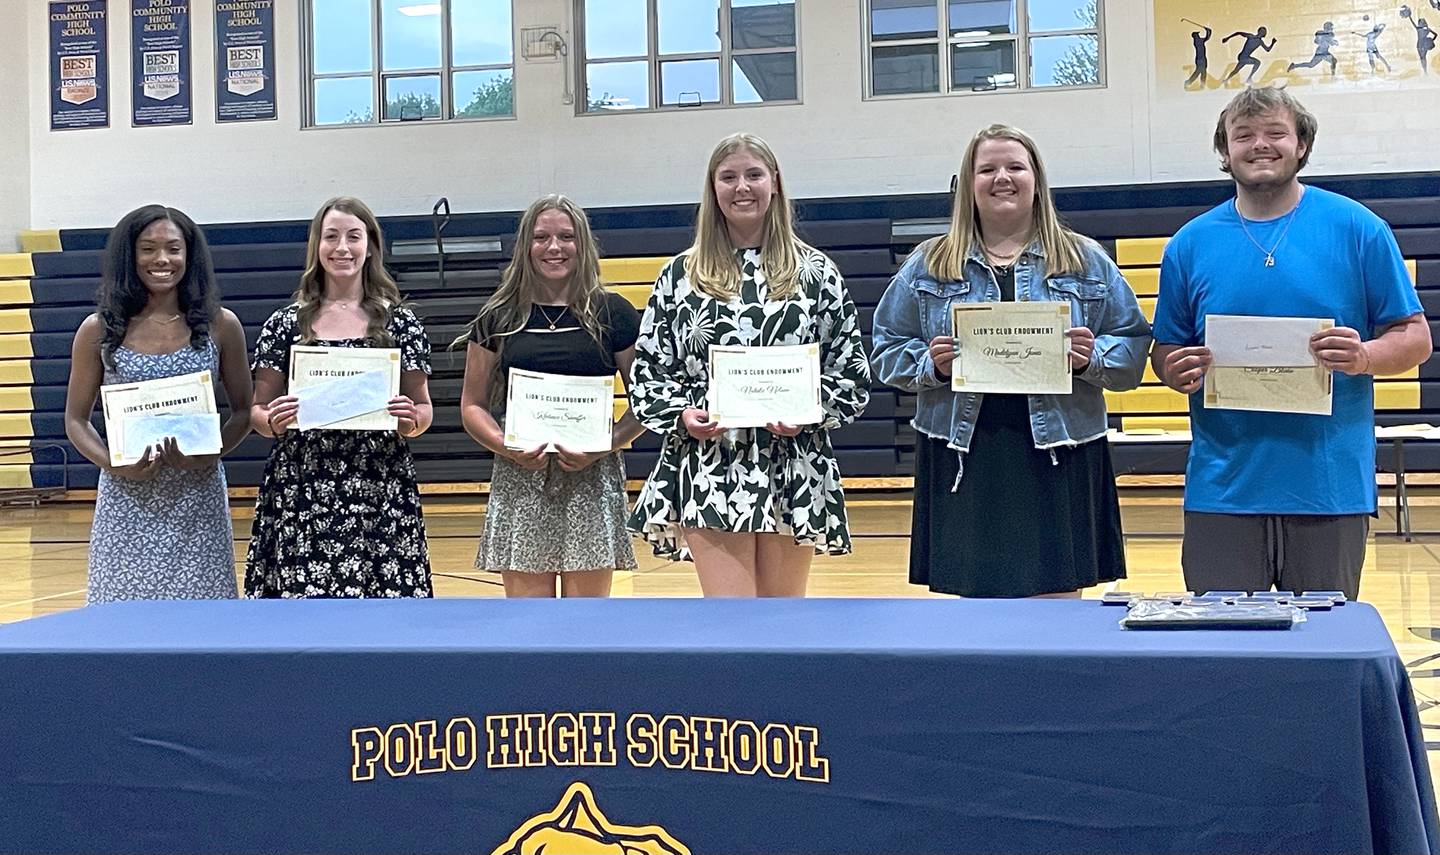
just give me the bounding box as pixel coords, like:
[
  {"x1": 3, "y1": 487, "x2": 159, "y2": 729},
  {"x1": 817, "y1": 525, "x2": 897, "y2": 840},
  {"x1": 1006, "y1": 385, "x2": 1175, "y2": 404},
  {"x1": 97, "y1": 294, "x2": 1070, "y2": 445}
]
[
  {"x1": 289, "y1": 346, "x2": 401, "y2": 431},
  {"x1": 951, "y1": 302, "x2": 1072, "y2": 395},
  {"x1": 707, "y1": 343, "x2": 823, "y2": 429},
  {"x1": 121, "y1": 413, "x2": 222, "y2": 461},
  {"x1": 1204, "y1": 366, "x2": 1333, "y2": 416},
  {"x1": 294, "y1": 370, "x2": 393, "y2": 431},
  {"x1": 1204, "y1": 314, "x2": 1334, "y2": 415},
  {"x1": 100, "y1": 371, "x2": 217, "y2": 466},
  {"x1": 504, "y1": 369, "x2": 614, "y2": 453},
  {"x1": 1205, "y1": 314, "x2": 1332, "y2": 367}
]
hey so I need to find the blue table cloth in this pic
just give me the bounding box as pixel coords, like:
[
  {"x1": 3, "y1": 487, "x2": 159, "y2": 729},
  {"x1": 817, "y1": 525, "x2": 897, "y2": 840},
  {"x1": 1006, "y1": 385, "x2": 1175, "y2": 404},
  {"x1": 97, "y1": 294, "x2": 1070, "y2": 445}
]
[{"x1": 0, "y1": 598, "x2": 1434, "y2": 854}]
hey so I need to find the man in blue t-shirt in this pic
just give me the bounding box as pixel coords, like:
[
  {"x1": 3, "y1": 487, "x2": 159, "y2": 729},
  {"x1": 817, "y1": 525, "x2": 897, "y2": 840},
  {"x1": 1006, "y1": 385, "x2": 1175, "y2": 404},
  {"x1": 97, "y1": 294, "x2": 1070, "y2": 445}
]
[{"x1": 1150, "y1": 88, "x2": 1430, "y2": 599}]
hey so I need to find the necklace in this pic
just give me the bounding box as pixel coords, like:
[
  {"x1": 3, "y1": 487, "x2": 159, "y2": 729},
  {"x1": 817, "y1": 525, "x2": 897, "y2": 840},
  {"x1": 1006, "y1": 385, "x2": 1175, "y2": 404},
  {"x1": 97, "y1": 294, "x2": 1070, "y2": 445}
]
[
  {"x1": 141, "y1": 312, "x2": 183, "y2": 325},
  {"x1": 983, "y1": 243, "x2": 1024, "y2": 268},
  {"x1": 536, "y1": 304, "x2": 567, "y2": 331},
  {"x1": 1234, "y1": 195, "x2": 1303, "y2": 267}
]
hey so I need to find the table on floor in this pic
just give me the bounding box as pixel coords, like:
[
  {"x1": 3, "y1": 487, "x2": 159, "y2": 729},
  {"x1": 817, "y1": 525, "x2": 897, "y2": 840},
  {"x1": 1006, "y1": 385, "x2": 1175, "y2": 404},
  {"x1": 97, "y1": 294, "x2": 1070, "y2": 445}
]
[{"x1": 0, "y1": 598, "x2": 1434, "y2": 854}]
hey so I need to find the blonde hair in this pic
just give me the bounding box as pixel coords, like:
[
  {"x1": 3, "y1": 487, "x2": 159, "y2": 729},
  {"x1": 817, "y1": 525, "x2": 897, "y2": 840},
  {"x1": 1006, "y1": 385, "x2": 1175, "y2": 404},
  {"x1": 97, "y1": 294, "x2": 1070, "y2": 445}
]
[
  {"x1": 684, "y1": 132, "x2": 808, "y2": 301},
  {"x1": 294, "y1": 196, "x2": 403, "y2": 345},
  {"x1": 925, "y1": 124, "x2": 1086, "y2": 281},
  {"x1": 457, "y1": 195, "x2": 609, "y2": 404}
]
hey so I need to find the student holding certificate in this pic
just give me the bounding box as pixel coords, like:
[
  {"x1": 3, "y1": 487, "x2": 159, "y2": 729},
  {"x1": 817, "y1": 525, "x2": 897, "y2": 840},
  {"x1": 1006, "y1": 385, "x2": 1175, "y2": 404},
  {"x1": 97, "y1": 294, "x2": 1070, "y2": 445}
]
[
  {"x1": 63, "y1": 205, "x2": 252, "y2": 603},
  {"x1": 246, "y1": 197, "x2": 435, "y2": 599},
  {"x1": 628, "y1": 133, "x2": 871, "y2": 597},
  {"x1": 459, "y1": 195, "x2": 643, "y2": 597},
  {"x1": 1151, "y1": 88, "x2": 1429, "y2": 599},
  {"x1": 872, "y1": 125, "x2": 1150, "y2": 598}
]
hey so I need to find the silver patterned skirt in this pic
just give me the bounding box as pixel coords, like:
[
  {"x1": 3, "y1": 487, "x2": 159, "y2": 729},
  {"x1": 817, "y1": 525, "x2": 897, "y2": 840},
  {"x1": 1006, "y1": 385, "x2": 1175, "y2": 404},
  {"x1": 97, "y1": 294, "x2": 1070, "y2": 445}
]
[{"x1": 477, "y1": 452, "x2": 638, "y2": 574}]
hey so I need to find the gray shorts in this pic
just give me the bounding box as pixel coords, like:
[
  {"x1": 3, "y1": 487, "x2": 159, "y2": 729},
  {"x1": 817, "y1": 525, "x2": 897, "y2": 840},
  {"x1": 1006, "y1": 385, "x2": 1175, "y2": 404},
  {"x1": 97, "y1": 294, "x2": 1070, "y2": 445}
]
[{"x1": 1180, "y1": 512, "x2": 1369, "y2": 600}]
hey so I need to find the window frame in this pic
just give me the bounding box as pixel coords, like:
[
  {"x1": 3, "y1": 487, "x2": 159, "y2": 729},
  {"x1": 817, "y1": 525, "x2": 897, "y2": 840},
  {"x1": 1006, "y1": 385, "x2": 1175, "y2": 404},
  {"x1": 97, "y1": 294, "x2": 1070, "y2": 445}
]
[
  {"x1": 574, "y1": 0, "x2": 803, "y2": 116},
  {"x1": 860, "y1": 0, "x2": 1105, "y2": 99},
  {"x1": 301, "y1": 0, "x2": 518, "y2": 128}
]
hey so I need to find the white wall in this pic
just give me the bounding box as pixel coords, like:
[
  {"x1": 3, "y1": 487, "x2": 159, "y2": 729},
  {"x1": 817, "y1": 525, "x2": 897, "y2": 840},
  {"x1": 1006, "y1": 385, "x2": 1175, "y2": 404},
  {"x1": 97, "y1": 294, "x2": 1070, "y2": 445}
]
[
  {"x1": 1, "y1": 4, "x2": 31, "y2": 250},
  {"x1": 20, "y1": 0, "x2": 1440, "y2": 232}
]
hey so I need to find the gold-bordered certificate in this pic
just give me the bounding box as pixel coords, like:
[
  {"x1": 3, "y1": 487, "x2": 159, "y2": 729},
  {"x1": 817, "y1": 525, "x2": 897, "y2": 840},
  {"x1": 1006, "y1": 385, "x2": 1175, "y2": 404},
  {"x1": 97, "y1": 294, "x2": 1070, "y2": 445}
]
[
  {"x1": 1204, "y1": 366, "x2": 1333, "y2": 415},
  {"x1": 100, "y1": 370, "x2": 218, "y2": 466},
  {"x1": 289, "y1": 346, "x2": 401, "y2": 431},
  {"x1": 504, "y1": 368, "x2": 615, "y2": 453},
  {"x1": 707, "y1": 343, "x2": 823, "y2": 429},
  {"x1": 951, "y1": 301, "x2": 1072, "y2": 395}
]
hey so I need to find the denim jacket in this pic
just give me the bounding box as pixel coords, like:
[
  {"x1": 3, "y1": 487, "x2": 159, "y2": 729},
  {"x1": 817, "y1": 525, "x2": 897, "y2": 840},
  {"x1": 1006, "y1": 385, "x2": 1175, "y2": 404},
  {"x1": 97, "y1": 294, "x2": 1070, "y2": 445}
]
[{"x1": 872, "y1": 238, "x2": 1151, "y2": 469}]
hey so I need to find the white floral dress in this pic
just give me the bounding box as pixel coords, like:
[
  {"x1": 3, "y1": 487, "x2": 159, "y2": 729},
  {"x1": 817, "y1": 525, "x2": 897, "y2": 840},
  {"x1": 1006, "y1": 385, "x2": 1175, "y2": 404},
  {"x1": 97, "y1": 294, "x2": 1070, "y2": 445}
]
[{"x1": 627, "y1": 245, "x2": 871, "y2": 558}]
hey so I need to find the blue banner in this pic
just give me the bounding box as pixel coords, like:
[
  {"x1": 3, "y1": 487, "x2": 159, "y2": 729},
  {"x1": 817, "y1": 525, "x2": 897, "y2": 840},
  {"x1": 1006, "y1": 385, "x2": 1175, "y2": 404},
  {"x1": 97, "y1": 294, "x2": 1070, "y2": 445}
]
[
  {"x1": 215, "y1": 0, "x2": 276, "y2": 122},
  {"x1": 48, "y1": 1, "x2": 110, "y2": 131},
  {"x1": 130, "y1": 0, "x2": 191, "y2": 127}
]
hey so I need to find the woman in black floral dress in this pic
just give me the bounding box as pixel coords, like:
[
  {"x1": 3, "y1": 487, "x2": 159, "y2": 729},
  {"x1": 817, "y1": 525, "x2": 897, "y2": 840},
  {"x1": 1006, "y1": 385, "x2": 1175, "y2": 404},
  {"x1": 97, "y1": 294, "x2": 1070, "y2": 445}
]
[
  {"x1": 245, "y1": 197, "x2": 434, "y2": 598},
  {"x1": 627, "y1": 133, "x2": 871, "y2": 597}
]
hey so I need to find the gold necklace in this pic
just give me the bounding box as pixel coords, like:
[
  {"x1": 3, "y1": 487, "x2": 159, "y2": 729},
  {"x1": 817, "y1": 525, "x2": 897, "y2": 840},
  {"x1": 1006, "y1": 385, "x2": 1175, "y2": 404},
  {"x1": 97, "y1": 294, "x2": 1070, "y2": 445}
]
[
  {"x1": 141, "y1": 312, "x2": 183, "y2": 325},
  {"x1": 536, "y1": 304, "x2": 567, "y2": 331},
  {"x1": 983, "y1": 244, "x2": 1024, "y2": 268}
]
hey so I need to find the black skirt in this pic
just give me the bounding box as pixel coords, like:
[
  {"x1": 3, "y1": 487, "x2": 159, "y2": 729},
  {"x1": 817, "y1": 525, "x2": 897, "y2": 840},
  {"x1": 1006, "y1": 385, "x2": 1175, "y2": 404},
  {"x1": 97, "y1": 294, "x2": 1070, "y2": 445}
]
[{"x1": 910, "y1": 391, "x2": 1127, "y2": 597}]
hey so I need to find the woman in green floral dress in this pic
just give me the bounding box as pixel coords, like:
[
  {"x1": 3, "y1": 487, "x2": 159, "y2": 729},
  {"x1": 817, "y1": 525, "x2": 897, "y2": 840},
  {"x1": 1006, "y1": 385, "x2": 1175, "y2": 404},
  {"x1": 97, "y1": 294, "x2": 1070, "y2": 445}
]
[{"x1": 627, "y1": 133, "x2": 871, "y2": 597}]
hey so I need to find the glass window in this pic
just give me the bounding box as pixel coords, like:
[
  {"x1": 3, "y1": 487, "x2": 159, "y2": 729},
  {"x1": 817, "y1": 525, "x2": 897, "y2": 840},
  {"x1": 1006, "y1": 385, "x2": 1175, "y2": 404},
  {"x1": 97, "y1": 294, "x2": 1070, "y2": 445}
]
[
  {"x1": 732, "y1": 52, "x2": 797, "y2": 102},
  {"x1": 305, "y1": 0, "x2": 515, "y2": 126},
  {"x1": 580, "y1": 0, "x2": 801, "y2": 113},
  {"x1": 312, "y1": 0, "x2": 373, "y2": 74},
  {"x1": 867, "y1": 0, "x2": 1101, "y2": 95},
  {"x1": 871, "y1": 44, "x2": 940, "y2": 94},
  {"x1": 732, "y1": 0, "x2": 796, "y2": 49}
]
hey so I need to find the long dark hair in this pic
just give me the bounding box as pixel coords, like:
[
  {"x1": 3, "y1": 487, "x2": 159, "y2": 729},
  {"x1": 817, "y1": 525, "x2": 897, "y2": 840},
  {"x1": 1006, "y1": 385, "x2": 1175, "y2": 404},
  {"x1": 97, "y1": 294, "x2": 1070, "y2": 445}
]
[
  {"x1": 294, "y1": 196, "x2": 402, "y2": 345},
  {"x1": 97, "y1": 205, "x2": 218, "y2": 367}
]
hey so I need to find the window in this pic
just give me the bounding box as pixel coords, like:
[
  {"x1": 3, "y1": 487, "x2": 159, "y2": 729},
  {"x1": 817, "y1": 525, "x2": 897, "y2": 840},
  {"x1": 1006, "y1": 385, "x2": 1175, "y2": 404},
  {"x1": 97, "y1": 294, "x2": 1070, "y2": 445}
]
[
  {"x1": 865, "y1": 0, "x2": 1100, "y2": 96},
  {"x1": 579, "y1": 0, "x2": 799, "y2": 113},
  {"x1": 305, "y1": 0, "x2": 514, "y2": 126}
]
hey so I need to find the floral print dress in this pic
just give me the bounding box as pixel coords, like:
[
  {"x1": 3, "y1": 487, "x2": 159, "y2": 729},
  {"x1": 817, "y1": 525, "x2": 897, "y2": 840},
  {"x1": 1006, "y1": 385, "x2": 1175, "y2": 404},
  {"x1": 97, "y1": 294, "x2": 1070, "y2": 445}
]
[
  {"x1": 627, "y1": 245, "x2": 871, "y2": 558},
  {"x1": 244, "y1": 304, "x2": 433, "y2": 598}
]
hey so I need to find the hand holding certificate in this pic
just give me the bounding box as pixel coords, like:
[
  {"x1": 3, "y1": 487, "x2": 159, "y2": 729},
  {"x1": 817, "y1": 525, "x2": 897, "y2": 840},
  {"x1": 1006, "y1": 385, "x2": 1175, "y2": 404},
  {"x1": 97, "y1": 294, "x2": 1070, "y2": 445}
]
[
  {"x1": 707, "y1": 344, "x2": 823, "y2": 429},
  {"x1": 504, "y1": 368, "x2": 615, "y2": 453},
  {"x1": 100, "y1": 371, "x2": 219, "y2": 466},
  {"x1": 1203, "y1": 315, "x2": 1333, "y2": 415},
  {"x1": 950, "y1": 302, "x2": 1072, "y2": 395},
  {"x1": 289, "y1": 346, "x2": 401, "y2": 431}
]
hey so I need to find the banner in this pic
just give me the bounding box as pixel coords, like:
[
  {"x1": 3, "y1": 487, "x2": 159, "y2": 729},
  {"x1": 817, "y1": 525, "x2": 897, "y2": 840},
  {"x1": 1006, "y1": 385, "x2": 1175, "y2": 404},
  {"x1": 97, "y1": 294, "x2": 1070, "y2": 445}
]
[
  {"x1": 49, "y1": 1, "x2": 109, "y2": 130},
  {"x1": 215, "y1": 0, "x2": 277, "y2": 122},
  {"x1": 131, "y1": 0, "x2": 191, "y2": 126}
]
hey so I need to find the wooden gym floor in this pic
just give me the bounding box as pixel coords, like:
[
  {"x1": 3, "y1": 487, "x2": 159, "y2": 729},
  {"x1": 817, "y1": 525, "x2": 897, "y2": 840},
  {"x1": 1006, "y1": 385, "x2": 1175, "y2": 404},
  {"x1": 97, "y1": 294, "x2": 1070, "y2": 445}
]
[{"x1": 5, "y1": 489, "x2": 1440, "y2": 788}]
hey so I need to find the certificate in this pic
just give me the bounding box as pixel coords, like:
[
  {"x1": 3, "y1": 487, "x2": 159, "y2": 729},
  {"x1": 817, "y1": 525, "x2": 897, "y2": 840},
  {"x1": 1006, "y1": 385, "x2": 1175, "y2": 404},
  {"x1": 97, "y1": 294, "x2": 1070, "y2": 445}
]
[
  {"x1": 1205, "y1": 314, "x2": 1331, "y2": 367},
  {"x1": 707, "y1": 344, "x2": 822, "y2": 429},
  {"x1": 504, "y1": 369, "x2": 614, "y2": 453},
  {"x1": 289, "y1": 346, "x2": 400, "y2": 431},
  {"x1": 121, "y1": 413, "x2": 222, "y2": 461},
  {"x1": 1204, "y1": 314, "x2": 1333, "y2": 415},
  {"x1": 100, "y1": 371, "x2": 217, "y2": 466},
  {"x1": 1204, "y1": 366, "x2": 1333, "y2": 416},
  {"x1": 951, "y1": 302, "x2": 1072, "y2": 395},
  {"x1": 294, "y1": 370, "x2": 392, "y2": 431}
]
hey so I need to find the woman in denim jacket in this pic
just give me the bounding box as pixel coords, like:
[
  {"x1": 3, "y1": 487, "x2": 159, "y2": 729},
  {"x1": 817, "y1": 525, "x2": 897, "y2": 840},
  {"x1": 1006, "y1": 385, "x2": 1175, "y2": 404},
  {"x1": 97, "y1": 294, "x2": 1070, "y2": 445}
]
[{"x1": 872, "y1": 125, "x2": 1151, "y2": 598}]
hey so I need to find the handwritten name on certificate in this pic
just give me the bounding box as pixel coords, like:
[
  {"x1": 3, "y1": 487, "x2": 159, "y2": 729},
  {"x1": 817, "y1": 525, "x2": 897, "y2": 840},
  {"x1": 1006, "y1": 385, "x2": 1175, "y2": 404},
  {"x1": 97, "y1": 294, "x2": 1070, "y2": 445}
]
[
  {"x1": 289, "y1": 346, "x2": 400, "y2": 431},
  {"x1": 1204, "y1": 314, "x2": 1333, "y2": 415},
  {"x1": 708, "y1": 343, "x2": 823, "y2": 429},
  {"x1": 504, "y1": 369, "x2": 614, "y2": 453},
  {"x1": 951, "y1": 302, "x2": 1072, "y2": 395},
  {"x1": 100, "y1": 371, "x2": 218, "y2": 466},
  {"x1": 1205, "y1": 366, "x2": 1333, "y2": 415}
]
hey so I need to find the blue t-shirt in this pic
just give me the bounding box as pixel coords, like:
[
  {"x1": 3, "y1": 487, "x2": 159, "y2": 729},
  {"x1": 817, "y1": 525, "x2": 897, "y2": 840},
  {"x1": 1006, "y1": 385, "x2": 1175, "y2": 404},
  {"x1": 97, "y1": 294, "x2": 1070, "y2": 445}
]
[{"x1": 1152, "y1": 186, "x2": 1421, "y2": 515}]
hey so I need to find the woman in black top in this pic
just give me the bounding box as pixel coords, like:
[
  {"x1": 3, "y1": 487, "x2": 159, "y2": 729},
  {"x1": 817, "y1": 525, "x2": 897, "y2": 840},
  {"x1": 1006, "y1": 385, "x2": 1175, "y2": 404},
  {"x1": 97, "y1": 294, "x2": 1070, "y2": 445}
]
[{"x1": 459, "y1": 195, "x2": 643, "y2": 597}]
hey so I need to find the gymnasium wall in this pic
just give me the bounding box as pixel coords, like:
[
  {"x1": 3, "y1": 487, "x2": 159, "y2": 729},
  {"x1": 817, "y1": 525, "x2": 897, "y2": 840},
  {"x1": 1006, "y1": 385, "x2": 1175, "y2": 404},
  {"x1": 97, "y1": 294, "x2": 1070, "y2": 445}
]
[
  {"x1": 0, "y1": 13, "x2": 31, "y2": 252},
  {"x1": 13, "y1": 0, "x2": 1440, "y2": 233}
]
